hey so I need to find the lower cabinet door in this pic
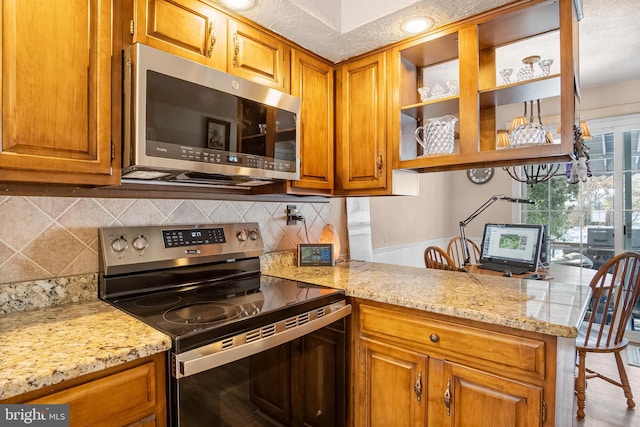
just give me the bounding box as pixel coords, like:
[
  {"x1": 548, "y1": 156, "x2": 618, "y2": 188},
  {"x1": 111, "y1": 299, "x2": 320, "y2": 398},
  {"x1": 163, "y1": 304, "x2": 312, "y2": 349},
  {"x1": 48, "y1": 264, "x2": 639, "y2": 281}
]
[
  {"x1": 356, "y1": 338, "x2": 426, "y2": 427},
  {"x1": 447, "y1": 363, "x2": 543, "y2": 427}
]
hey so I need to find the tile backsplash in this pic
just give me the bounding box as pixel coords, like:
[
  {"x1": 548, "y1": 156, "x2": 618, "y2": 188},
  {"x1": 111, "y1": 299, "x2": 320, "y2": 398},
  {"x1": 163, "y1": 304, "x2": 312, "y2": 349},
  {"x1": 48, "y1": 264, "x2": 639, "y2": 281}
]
[{"x1": 0, "y1": 196, "x2": 342, "y2": 285}]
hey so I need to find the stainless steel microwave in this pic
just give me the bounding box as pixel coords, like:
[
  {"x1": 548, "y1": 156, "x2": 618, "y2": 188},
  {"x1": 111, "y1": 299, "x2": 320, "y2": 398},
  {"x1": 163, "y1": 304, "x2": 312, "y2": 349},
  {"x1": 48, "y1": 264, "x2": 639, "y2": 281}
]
[{"x1": 123, "y1": 44, "x2": 300, "y2": 187}]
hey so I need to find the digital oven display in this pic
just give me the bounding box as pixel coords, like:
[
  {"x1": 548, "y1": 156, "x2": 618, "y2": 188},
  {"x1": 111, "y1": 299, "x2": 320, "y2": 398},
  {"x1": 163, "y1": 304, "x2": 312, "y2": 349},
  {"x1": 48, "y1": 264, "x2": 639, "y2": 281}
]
[{"x1": 162, "y1": 228, "x2": 226, "y2": 248}]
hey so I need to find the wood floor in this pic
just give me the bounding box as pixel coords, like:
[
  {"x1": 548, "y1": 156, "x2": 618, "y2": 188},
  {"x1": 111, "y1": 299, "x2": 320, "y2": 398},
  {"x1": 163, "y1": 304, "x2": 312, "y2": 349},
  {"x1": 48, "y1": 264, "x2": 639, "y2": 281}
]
[{"x1": 573, "y1": 347, "x2": 640, "y2": 426}]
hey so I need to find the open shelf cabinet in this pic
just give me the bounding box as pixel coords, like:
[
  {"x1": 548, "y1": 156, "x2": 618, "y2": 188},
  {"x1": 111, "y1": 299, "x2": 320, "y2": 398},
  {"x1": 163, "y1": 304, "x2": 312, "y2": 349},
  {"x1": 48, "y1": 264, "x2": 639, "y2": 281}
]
[{"x1": 392, "y1": 0, "x2": 580, "y2": 172}]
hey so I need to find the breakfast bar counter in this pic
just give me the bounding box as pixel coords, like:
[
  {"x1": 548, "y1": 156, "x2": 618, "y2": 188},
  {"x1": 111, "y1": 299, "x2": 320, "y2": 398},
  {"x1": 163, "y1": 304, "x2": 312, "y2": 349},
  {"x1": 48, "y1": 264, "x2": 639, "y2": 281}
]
[{"x1": 262, "y1": 255, "x2": 593, "y2": 338}]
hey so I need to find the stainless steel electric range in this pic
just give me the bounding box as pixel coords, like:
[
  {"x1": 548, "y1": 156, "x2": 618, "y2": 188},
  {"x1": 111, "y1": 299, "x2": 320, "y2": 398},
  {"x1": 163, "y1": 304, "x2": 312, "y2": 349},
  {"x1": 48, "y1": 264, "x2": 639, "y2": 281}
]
[{"x1": 98, "y1": 223, "x2": 351, "y2": 427}]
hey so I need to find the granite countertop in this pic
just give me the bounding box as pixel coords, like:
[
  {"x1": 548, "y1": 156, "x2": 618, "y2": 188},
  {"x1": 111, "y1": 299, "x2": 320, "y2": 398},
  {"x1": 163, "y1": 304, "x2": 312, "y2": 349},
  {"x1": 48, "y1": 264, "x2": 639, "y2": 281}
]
[
  {"x1": 262, "y1": 255, "x2": 593, "y2": 339},
  {"x1": 0, "y1": 253, "x2": 592, "y2": 402},
  {"x1": 0, "y1": 300, "x2": 171, "y2": 401}
]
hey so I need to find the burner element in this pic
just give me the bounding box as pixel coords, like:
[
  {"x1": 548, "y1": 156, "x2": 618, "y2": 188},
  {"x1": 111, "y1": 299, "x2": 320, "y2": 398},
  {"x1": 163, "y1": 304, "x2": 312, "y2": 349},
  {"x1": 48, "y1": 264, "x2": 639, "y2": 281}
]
[{"x1": 164, "y1": 302, "x2": 242, "y2": 325}]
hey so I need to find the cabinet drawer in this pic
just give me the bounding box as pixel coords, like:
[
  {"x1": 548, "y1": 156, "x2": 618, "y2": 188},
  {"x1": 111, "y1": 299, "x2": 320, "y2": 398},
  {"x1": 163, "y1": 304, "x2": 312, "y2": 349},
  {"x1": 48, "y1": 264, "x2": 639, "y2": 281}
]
[
  {"x1": 359, "y1": 304, "x2": 545, "y2": 380},
  {"x1": 29, "y1": 361, "x2": 158, "y2": 427}
]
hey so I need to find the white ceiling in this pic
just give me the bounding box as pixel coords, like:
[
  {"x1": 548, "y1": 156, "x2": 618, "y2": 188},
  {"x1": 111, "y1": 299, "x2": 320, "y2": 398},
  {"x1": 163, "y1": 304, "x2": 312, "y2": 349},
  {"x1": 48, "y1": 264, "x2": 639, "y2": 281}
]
[{"x1": 219, "y1": 0, "x2": 640, "y2": 89}]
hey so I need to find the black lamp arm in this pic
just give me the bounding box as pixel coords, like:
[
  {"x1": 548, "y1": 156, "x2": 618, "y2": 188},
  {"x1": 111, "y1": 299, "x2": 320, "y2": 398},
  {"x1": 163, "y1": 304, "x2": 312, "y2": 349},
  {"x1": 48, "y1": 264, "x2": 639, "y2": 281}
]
[{"x1": 459, "y1": 196, "x2": 500, "y2": 265}]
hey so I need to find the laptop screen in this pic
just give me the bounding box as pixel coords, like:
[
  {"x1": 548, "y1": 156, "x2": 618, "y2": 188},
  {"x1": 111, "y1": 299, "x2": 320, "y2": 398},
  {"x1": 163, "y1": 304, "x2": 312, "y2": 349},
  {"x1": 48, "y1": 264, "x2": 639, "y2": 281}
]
[{"x1": 479, "y1": 223, "x2": 544, "y2": 271}]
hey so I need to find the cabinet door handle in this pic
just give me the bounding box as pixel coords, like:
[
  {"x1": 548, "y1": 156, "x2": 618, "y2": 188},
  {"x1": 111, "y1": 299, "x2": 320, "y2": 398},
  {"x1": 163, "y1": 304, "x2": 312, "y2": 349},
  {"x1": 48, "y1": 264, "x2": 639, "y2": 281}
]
[
  {"x1": 233, "y1": 33, "x2": 240, "y2": 66},
  {"x1": 444, "y1": 378, "x2": 451, "y2": 416},
  {"x1": 207, "y1": 23, "x2": 217, "y2": 58},
  {"x1": 414, "y1": 369, "x2": 422, "y2": 405},
  {"x1": 376, "y1": 152, "x2": 383, "y2": 171},
  {"x1": 429, "y1": 333, "x2": 439, "y2": 343}
]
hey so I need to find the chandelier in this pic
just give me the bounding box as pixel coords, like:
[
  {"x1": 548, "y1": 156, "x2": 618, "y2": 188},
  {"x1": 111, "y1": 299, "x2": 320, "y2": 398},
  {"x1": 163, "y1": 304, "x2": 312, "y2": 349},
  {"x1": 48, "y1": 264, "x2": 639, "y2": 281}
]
[
  {"x1": 501, "y1": 99, "x2": 559, "y2": 185},
  {"x1": 503, "y1": 163, "x2": 560, "y2": 186}
]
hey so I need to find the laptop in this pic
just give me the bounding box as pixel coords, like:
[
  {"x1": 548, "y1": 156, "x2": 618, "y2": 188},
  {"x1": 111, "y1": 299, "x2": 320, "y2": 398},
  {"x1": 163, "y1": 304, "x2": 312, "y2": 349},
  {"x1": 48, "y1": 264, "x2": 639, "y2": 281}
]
[{"x1": 477, "y1": 223, "x2": 544, "y2": 275}]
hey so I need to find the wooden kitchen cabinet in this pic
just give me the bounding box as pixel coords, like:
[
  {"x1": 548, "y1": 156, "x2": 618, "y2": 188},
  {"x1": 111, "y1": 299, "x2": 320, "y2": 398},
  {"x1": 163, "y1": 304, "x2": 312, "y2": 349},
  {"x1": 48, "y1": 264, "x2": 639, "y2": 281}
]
[
  {"x1": 335, "y1": 52, "x2": 390, "y2": 195},
  {"x1": 132, "y1": 0, "x2": 228, "y2": 71},
  {"x1": 392, "y1": 0, "x2": 579, "y2": 172},
  {"x1": 353, "y1": 301, "x2": 553, "y2": 426},
  {"x1": 1, "y1": 353, "x2": 167, "y2": 427},
  {"x1": 289, "y1": 49, "x2": 335, "y2": 193},
  {"x1": 228, "y1": 20, "x2": 289, "y2": 91},
  {"x1": 357, "y1": 338, "x2": 427, "y2": 426},
  {"x1": 0, "y1": 0, "x2": 117, "y2": 186}
]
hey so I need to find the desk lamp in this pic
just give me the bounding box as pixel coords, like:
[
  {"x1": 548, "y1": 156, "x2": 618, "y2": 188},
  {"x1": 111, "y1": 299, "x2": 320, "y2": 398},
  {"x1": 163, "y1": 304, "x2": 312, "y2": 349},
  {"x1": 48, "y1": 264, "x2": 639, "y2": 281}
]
[{"x1": 459, "y1": 194, "x2": 535, "y2": 266}]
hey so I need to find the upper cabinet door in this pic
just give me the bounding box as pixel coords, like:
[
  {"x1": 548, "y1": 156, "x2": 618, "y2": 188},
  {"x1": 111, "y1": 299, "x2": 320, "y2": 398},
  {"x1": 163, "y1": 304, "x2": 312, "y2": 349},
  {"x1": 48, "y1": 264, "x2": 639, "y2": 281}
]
[
  {"x1": 335, "y1": 52, "x2": 388, "y2": 193},
  {"x1": 0, "y1": 0, "x2": 116, "y2": 185},
  {"x1": 133, "y1": 0, "x2": 228, "y2": 71},
  {"x1": 290, "y1": 49, "x2": 334, "y2": 192},
  {"x1": 228, "y1": 20, "x2": 289, "y2": 92}
]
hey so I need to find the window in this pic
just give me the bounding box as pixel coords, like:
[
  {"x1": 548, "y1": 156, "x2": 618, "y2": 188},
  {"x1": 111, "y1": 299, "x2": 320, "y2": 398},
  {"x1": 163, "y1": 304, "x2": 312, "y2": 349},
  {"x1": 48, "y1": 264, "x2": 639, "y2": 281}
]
[{"x1": 519, "y1": 114, "x2": 640, "y2": 271}]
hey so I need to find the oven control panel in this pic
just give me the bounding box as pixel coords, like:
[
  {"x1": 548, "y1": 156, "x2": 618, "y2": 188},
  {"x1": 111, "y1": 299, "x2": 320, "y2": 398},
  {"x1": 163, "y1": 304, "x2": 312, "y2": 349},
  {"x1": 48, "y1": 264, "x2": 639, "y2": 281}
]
[
  {"x1": 162, "y1": 227, "x2": 226, "y2": 248},
  {"x1": 99, "y1": 223, "x2": 264, "y2": 275}
]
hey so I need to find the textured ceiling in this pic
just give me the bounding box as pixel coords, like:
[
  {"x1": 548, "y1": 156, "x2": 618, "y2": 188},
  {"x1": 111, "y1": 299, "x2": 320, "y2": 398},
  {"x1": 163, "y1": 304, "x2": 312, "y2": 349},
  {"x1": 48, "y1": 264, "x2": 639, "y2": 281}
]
[{"x1": 219, "y1": 0, "x2": 640, "y2": 89}]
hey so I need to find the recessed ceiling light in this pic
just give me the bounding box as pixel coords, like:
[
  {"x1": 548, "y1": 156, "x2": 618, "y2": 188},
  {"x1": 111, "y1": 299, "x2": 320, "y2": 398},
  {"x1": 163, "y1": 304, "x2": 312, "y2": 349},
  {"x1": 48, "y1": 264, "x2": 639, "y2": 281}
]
[
  {"x1": 401, "y1": 17, "x2": 434, "y2": 34},
  {"x1": 221, "y1": 0, "x2": 256, "y2": 11}
]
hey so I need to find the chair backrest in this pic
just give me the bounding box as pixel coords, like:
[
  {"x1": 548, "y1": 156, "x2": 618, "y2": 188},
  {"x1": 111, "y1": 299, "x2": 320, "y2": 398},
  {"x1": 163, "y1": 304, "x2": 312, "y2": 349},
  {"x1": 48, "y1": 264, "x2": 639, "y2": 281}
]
[
  {"x1": 424, "y1": 246, "x2": 458, "y2": 271},
  {"x1": 447, "y1": 236, "x2": 481, "y2": 268},
  {"x1": 579, "y1": 252, "x2": 640, "y2": 348}
]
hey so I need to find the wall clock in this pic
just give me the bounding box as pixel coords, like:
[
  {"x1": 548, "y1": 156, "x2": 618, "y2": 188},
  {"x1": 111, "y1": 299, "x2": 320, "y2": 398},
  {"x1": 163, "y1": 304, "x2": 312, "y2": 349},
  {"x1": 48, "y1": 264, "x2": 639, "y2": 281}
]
[{"x1": 466, "y1": 167, "x2": 494, "y2": 184}]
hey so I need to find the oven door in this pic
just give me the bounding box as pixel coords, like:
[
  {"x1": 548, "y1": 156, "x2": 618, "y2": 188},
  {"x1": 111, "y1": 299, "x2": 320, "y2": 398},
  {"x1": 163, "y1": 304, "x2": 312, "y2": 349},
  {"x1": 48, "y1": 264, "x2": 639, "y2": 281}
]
[{"x1": 171, "y1": 318, "x2": 346, "y2": 427}]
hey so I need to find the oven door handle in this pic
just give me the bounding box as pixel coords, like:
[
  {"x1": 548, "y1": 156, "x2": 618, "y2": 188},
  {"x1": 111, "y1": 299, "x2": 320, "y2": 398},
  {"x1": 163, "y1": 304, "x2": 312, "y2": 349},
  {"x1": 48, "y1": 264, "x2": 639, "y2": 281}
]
[{"x1": 174, "y1": 302, "x2": 351, "y2": 378}]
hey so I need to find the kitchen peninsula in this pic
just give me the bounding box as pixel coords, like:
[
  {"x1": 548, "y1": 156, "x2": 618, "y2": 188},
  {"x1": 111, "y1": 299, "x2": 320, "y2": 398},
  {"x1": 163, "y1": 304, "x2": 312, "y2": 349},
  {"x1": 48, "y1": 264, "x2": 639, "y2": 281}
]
[
  {"x1": 1, "y1": 255, "x2": 591, "y2": 426},
  {"x1": 263, "y1": 253, "x2": 592, "y2": 426}
]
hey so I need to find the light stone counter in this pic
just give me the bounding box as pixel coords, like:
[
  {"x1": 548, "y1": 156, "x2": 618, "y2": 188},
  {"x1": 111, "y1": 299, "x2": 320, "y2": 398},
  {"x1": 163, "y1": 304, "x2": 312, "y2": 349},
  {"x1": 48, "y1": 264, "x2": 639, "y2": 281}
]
[
  {"x1": 0, "y1": 300, "x2": 171, "y2": 400},
  {"x1": 262, "y1": 254, "x2": 592, "y2": 339}
]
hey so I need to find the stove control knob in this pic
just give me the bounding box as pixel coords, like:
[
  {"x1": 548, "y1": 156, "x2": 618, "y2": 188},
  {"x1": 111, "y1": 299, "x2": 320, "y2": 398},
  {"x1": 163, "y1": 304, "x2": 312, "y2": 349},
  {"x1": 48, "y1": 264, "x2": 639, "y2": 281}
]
[
  {"x1": 237, "y1": 230, "x2": 247, "y2": 242},
  {"x1": 111, "y1": 236, "x2": 128, "y2": 253},
  {"x1": 132, "y1": 235, "x2": 149, "y2": 251},
  {"x1": 248, "y1": 230, "x2": 259, "y2": 241}
]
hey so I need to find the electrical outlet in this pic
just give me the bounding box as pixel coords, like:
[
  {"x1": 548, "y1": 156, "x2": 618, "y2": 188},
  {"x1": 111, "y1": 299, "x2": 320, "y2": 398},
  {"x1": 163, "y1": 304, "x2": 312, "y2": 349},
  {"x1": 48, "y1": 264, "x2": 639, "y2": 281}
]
[{"x1": 286, "y1": 205, "x2": 298, "y2": 225}]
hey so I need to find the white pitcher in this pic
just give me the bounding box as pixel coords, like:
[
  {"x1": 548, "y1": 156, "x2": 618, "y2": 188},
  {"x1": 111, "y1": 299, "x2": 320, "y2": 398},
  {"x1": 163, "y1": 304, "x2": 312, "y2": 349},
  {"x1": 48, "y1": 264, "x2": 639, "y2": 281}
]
[{"x1": 414, "y1": 115, "x2": 458, "y2": 156}]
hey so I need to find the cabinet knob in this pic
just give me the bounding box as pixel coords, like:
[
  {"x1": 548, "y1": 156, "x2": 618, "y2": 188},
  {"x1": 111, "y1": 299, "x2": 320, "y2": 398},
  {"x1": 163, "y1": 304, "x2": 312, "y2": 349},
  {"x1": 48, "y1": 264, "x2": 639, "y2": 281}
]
[{"x1": 429, "y1": 333, "x2": 439, "y2": 343}]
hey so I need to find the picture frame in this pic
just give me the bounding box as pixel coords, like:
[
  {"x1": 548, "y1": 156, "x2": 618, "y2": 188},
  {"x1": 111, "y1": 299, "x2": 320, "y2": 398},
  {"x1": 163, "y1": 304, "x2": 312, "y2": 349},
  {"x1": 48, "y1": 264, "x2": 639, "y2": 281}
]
[{"x1": 206, "y1": 118, "x2": 230, "y2": 151}]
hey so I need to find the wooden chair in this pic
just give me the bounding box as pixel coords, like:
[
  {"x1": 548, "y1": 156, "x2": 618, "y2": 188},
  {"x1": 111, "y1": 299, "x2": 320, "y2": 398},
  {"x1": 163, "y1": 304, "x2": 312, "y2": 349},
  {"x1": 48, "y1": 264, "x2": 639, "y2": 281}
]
[
  {"x1": 447, "y1": 236, "x2": 481, "y2": 269},
  {"x1": 575, "y1": 252, "x2": 640, "y2": 418},
  {"x1": 424, "y1": 246, "x2": 458, "y2": 271}
]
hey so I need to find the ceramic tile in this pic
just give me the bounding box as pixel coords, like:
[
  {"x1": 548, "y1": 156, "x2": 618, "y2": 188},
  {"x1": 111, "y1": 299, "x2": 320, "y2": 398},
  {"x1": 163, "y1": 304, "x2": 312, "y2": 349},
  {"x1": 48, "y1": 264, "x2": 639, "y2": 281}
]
[
  {"x1": 194, "y1": 200, "x2": 223, "y2": 218},
  {"x1": 0, "y1": 254, "x2": 50, "y2": 283},
  {"x1": 149, "y1": 199, "x2": 182, "y2": 217},
  {"x1": 0, "y1": 198, "x2": 53, "y2": 250},
  {"x1": 95, "y1": 198, "x2": 136, "y2": 218},
  {"x1": 60, "y1": 247, "x2": 99, "y2": 277},
  {"x1": 29, "y1": 197, "x2": 78, "y2": 219},
  {"x1": 210, "y1": 202, "x2": 242, "y2": 222},
  {"x1": 168, "y1": 200, "x2": 208, "y2": 224},
  {"x1": 242, "y1": 203, "x2": 271, "y2": 224},
  {"x1": 118, "y1": 199, "x2": 167, "y2": 225},
  {"x1": 0, "y1": 195, "x2": 336, "y2": 286},
  {"x1": 22, "y1": 224, "x2": 85, "y2": 276},
  {"x1": 0, "y1": 241, "x2": 13, "y2": 265},
  {"x1": 57, "y1": 199, "x2": 114, "y2": 244},
  {"x1": 231, "y1": 201, "x2": 254, "y2": 218}
]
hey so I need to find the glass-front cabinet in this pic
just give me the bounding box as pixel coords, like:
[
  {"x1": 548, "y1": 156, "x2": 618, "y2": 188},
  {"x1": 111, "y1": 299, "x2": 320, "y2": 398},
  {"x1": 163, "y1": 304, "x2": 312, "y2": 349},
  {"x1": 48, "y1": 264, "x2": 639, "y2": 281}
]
[{"x1": 392, "y1": 0, "x2": 580, "y2": 172}]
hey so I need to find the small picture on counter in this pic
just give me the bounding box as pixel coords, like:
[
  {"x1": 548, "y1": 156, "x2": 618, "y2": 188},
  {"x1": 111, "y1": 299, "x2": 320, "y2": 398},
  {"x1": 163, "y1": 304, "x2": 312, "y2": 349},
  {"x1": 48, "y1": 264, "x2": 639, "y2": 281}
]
[{"x1": 206, "y1": 118, "x2": 230, "y2": 151}]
